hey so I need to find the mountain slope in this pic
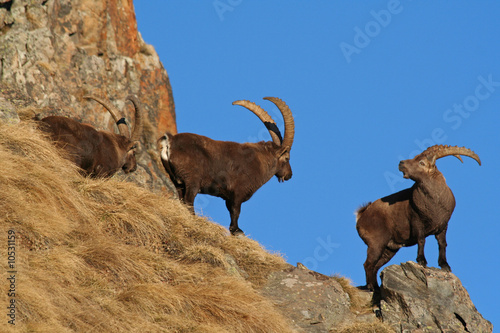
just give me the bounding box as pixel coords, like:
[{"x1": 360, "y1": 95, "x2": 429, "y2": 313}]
[{"x1": 0, "y1": 118, "x2": 294, "y2": 332}]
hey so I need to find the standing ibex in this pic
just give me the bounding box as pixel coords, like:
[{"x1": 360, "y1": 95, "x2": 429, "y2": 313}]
[
  {"x1": 356, "y1": 145, "x2": 481, "y2": 291},
  {"x1": 41, "y1": 95, "x2": 143, "y2": 177},
  {"x1": 159, "y1": 97, "x2": 295, "y2": 235}
]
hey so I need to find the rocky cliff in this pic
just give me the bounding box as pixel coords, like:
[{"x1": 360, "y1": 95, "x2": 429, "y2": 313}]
[{"x1": 0, "y1": 0, "x2": 175, "y2": 192}]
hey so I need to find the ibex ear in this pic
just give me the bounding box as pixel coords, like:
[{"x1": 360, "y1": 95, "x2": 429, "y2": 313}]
[
  {"x1": 128, "y1": 142, "x2": 138, "y2": 151},
  {"x1": 426, "y1": 154, "x2": 437, "y2": 165},
  {"x1": 277, "y1": 146, "x2": 289, "y2": 158}
]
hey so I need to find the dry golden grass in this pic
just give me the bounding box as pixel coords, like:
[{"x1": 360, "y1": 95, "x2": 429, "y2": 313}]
[
  {"x1": 0, "y1": 120, "x2": 292, "y2": 332},
  {"x1": 332, "y1": 275, "x2": 370, "y2": 313},
  {"x1": 330, "y1": 322, "x2": 396, "y2": 333},
  {"x1": 330, "y1": 276, "x2": 396, "y2": 333}
]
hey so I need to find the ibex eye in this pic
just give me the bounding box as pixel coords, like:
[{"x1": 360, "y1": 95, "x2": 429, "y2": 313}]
[{"x1": 419, "y1": 161, "x2": 425, "y2": 166}]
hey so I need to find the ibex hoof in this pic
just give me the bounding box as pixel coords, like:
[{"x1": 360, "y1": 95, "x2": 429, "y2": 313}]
[
  {"x1": 230, "y1": 228, "x2": 245, "y2": 236},
  {"x1": 416, "y1": 257, "x2": 428, "y2": 267},
  {"x1": 362, "y1": 284, "x2": 379, "y2": 292},
  {"x1": 440, "y1": 263, "x2": 452, "y2": 272}
]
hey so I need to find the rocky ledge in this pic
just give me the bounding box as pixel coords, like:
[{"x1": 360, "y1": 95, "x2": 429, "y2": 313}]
[
  {"x1": 260, "y1": 261, "x2": 492, "y2": 332},
  {"x1": 380, "y1": 261, "x2": 492, "y2": 332}
]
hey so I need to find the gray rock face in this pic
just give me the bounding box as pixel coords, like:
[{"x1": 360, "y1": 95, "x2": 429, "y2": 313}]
[
  {"x1": 380, "y1": 261, "x2": 493, "y2": 333},
  {"x1": 0, "y1": 96, "x2": 19, "y2": 124},
  {"x1": 261, "y1": 264, "x2": 356, "y2": 332},
  {"x1": 260, "y1": 262, "x2": 492, "y2": 332}
]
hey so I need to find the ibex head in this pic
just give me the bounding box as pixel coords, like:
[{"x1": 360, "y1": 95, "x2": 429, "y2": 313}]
[
  {"x1": 399, "y1": 145, "x2": 481, "y2": 181},
  {"x1": 84, "y1": 95, "x2": 143, "y2": 174},
  {"x1": 232, "y1": 97, "x2": 295, "y2": 182}
]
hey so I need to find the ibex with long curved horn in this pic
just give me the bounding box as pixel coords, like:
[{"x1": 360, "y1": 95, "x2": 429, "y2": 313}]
[
  {"x1": 40, "y1": 95, "x2": 143, "y2": 177},
  {"x1": 355, "y1": 145, "x2": 481, "y2": 290},
  {"x1": 158, "y1": 97, "x2": 295, "y2": 235}
]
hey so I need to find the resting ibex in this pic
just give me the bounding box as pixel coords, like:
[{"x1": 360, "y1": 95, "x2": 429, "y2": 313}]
[
  {"x1": 41, "y1": 95, "x2": 143, "y2": 178},
  {"x1": 159, "y1": 97, "x2": 295, "y2": 235},
  {"x1": 356, "y1": 145, "x2": 481, "y2": 290}
]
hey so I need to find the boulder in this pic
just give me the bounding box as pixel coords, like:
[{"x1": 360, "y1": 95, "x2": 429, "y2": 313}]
[
  {"x1": 261, "y1": 263, "x2": 356, "y2": 332},
  {"x1": 380, "y1": 261, "x2": 493, "y2": 333}
]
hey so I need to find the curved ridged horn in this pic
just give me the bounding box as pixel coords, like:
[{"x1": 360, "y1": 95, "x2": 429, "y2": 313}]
[
  {"x1": 263, "y1": 97, "x2": 295, "y2": 151},
  {"x1": 232, "y1": 100, "x2": 282, "y2": 145},
  {"x1": 125, "y1": 95, "x2": 143, "y2": 142},
  {"x1": 84, "y1": 95, "x2": 130, "y2": 138},
  {"x1": 422, "y1": 145, "x2": 481, "y2": 166}
]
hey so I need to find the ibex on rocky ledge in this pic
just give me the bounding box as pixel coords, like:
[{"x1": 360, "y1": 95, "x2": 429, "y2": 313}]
[
  {"x1": 158, "y1": 97, "x2": 295, "y2": 235},
  {"x1": 41, "y1": 95, "x2": 143, "y2": 178},
  {"x1": 356, "y1": 145, "x2": 481, "y2": 290}
]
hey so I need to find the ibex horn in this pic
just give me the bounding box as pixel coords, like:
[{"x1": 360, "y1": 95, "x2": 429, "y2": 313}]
[
  {"x1": 263, "y1": 97, "x2": 295, "y2": 151},
  {"x1": 84, "y1": 95, "x2": 130, "y2": 138},
  {"x1": 232, "y1": 99, "x2": 283, "y2": 145},
  {"x1": 423, "y1": 145, "x2": 481, "y2": 166},
  {"x1": 125, "y1": 95, "x2": 143, "y2": 142}
]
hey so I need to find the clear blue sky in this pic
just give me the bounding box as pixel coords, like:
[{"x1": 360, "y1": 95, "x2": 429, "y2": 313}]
[{"x1": 135, "y1": 1, "x2": 499, "y2": 326}]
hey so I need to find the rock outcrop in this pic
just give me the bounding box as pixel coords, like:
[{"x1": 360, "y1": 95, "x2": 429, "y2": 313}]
[
  {"x1": 0, "y1": 0, "x2": 175, "y2": 192},
  {"x1": 259, "y1": 262, "x2": 492, "y2": 332},
  {"x1": 380, "y1": 261, "x2": 493, "y2": 333},
  {"x1": 261, "y1": 264, "x2": 355, "y2": 332}
]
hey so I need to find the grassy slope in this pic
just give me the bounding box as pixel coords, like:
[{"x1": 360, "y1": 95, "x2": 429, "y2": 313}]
[
  {"x1": 0, "y1": 117, "x2": 397, "y2": 333},
  {"x1": 0, "y1": 119, "x2": 293, "y2": 332}
]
